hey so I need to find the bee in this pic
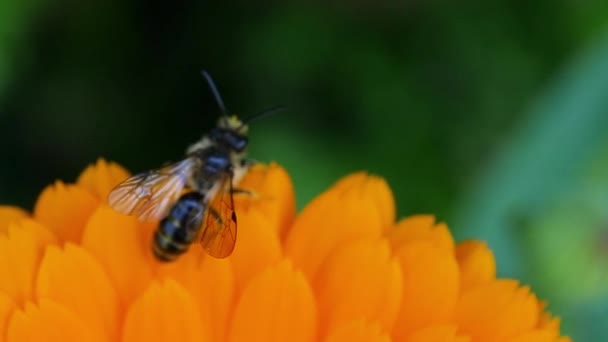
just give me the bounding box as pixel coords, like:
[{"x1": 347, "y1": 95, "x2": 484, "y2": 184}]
[{"x1": 108, "y1": 71, "x2": 281, "y2": 262}]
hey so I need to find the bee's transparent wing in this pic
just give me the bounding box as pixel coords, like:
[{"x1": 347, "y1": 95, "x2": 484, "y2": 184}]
[
  {"x1": 108, "y1": 158, "x2": 197, "y2": 222},
  {"x1": 199, "y1": 173, "x2": 237, "y2": 258}
]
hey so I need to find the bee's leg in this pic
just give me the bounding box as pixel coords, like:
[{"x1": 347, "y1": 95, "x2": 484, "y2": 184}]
[
  {"x1": 231, "y1": 188, "x2": 256, "y2": 197},
  {"x1": 232, "y1": 188, "x2": 276, "y2": 203},
  {"x1": 240, "y1": 158, "x2": 258, "y2": 167}
]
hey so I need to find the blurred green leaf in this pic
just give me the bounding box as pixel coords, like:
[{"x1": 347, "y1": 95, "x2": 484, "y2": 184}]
[
  {"x1": 454, "y1": 30, "x2": 608, "y2": 276},
  {"x1": 453, "y1": 30, "x2": 608, "y2": 341},
  {"x1": 565, "y1": 297, "x2": 608, "y2": 341}
]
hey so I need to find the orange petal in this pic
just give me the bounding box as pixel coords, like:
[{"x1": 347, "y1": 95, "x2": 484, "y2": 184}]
[
  {"x1": 6, "y1": 299, "x2": 105, "y2": 342},
  {"x1": 0, "y1": 292, "x2": 16, "y2": 342},
  {"x1": 229, "y1": 209, "x2": 282, "y2": 291},
  {"x1": 325, "y1": 319, "x2": 391, "y2": 342},
  {"x1": 122, "y1": 279, "x2": 210, "y2": 342},
  {"x1": 330, "y1": 172, "x2": 394, "y2": 229},
  {"x1": 157, "y1": 249, "x2": 235, "y2": 342},
  {"x1": 228, "y1": 259, "x2": 317, "y2": 342},
  {"x1": 360, "y1": 175, "x2": 395, "y2": 230},
  {"x1": 81, "y1": 205, "x2": 154, "y2": 302},
  {"x1": 455, "y1": 240, "x2": 496, "y2": 290},
  {"x1": 537, "y1": 310, "x2": 562, "y2": 332},
  {"x1": 236, "y1": 162, "x2": 296, "y2": 240},
  {"x1": 536, "y1": 303, "x2": 563, "y2": 333},
  {"x1": 33, "y1": 181, "x2": 99, "y2": 243},
  {"x1": 76, "y1": 158, "x2": 131, "y2": 201},
  {"x1": 285, "y1": 172, "x2": 385, "y2": 280},
  {"x1": 455, "y1": 279, "x2": 539, "y2": 341},
  {"x1": 315, "y1": 239, "x2": 402, "y2": 335},
  {"x1": 0, "y1": 206, "x2": 28, "y2": 234},
  {"x1": 406, "y1": 325, "x2": 470, "y2": 342},
  {"x1": 387, "y1": 215, "x2": 454, "y2": 254},
  {"x1": 506, "y1": 330, "x2": 559, "y2": 342},
  {"x1": 0, "y1": 219, "x2": 56, "y2": 303},
  {"x1": 196, "y1": 257, "x2": 234, "y2": 342},
  {"x1": 392, "y1": 241, "x2": 460, "y2": 339},
  {"x1": 35, "y1": 243, "x2": 119, "y2": 341}
]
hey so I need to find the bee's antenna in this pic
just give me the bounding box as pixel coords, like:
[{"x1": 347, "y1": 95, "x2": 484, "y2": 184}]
[
  {"x1": 244, "y1": 105, "x2": 286, "y2": 125},
  {"x1": 235, "y1": 105, "x2": 285, "y2": 133},
  {"x1": 201, "y1": 70, "x2": 227, "y2": 115}
]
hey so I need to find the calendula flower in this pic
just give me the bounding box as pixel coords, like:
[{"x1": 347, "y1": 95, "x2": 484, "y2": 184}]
[{"x1": 0, "y1": 159, "x2": 570, "y2": 341}]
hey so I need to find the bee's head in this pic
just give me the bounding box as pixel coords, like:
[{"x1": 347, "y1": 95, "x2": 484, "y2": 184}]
[
  {"x1": 198, "y1": 71, "x2": 283, "y2": 154},
  {"x1": 210, "y1": 115, "x2": 249, "y2": 152}
]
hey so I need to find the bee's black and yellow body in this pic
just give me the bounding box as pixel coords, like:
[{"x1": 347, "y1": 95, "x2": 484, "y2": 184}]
[
  {"x1": 153, "y1": 192, "x2": 205, "y2": 262},
  {"x1": 152, "y1": 119, "x2": 249, "y2": 261},
  {"x1": 107, "y1": 71, "x2": 275, "y2": 262}
]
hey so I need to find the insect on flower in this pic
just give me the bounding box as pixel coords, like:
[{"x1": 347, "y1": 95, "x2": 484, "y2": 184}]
[{"x1": 108, "y1": 71, "x2": 283, "y2": 262}]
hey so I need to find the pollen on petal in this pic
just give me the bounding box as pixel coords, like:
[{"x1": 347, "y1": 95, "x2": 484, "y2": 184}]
[
  {"x1": 122, "y1": 279, "x2": 210, "y2": 342},
  {"x1": 455, "y1": 240, "x2": 496, "y2": 290},
  {"x1": 0, "y1": 206, "x2": 28, "y2": 234},
  {"x1": 387, "y1": 215, "x2": 454, "y2": 254},
  {"x1": 315, "y1": 239, "x2": 402, "y2": 335},
  {"x1": 228, "y1": 259, "x2": 317, "y2": 342},
  {"x1": 284, "y1": 172, "x2": 385, "y2": 280},
  {"x1": 35, "y1": 243, "x2": 119, "y2": 341},
  {"x1": 406, "y1": 325, "x2": 470, "y2": 342},
  {"x1": 229, "y1": 209, "x2": 282, "y2": 291},
  {"x1": 6, "y1": 299, "x2": 105, "y2": 342},
  {"x1": 236, "y1": 162, "x2": 296, "y2": 240},
  {"x1": 392, "y1": 240, "x2": 460, "y2": 339},
  {"x1": 455, "y1": 280, "x2": 539, "y2": 341},
  {"x1": 33, "y1": 180, "x2": 99, "y2": 243},
  {"x1": 81, "y1": 205, "x2": 154, "y2": 302},
  {"x1": 0, "y1": 219, "x2": 56, "y2": 303},
  {"x1": 76, "y1": 158, "x2": 131, "y2": 201},
  {"x1": 324, "y1": 319, "x2": 391, "y2": 342}
]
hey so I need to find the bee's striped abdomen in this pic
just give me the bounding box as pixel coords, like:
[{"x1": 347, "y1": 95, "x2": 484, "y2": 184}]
[{"x1": 153, "y1": 192, "x2": 204, "y2": 262}]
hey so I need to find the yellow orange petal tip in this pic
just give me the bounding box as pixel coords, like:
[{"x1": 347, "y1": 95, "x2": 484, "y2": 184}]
[{"x1": 77, "y1": 158, "x2": 131, "y2": 201}]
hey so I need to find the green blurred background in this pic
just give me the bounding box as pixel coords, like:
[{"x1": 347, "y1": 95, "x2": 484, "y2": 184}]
[{"x1": 1, "y1": 2, "x2": 608, "y2": 340}]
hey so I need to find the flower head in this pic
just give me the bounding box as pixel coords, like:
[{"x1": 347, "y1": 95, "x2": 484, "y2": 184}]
[{"x1": 0, "y1": 159, "x2": 570, "y2": 341}]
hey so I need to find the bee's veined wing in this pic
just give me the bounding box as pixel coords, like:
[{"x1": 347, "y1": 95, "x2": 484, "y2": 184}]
[
  {"x1": 199, "y1": 173, "x2": 237, "y2": 258},
  {"x1": 108, "y1": 158, "x2": 197, "y2": 222}
]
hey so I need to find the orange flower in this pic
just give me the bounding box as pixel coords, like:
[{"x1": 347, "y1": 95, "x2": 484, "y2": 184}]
[{"x1": 0, "y1": 159, "x2": 570, "y2": 341}]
